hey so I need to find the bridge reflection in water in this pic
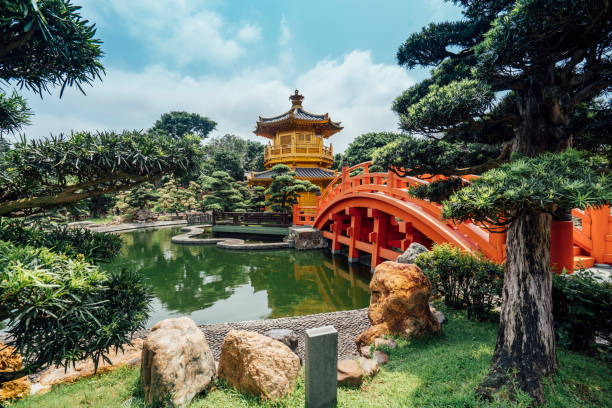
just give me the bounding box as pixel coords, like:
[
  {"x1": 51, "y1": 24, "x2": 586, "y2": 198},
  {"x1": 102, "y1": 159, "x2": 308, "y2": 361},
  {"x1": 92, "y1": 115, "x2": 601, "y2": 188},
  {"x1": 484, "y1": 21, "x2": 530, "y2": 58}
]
[{"x1": 101, "y1": 226, "x2": 371, "y2": 327}]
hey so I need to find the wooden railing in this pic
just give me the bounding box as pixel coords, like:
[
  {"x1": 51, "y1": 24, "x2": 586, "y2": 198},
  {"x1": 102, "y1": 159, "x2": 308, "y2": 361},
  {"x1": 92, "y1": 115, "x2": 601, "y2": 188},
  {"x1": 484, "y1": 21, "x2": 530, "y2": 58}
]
[
  {"x1": 264, "y1": 143, "x2": 333, "y2": 165},
  {"x1": 572, "y1": 206, "x2": 612, "y2": 264},
  {"x1": 212, "y1": 211, "x2": 291, "y2": 227}
]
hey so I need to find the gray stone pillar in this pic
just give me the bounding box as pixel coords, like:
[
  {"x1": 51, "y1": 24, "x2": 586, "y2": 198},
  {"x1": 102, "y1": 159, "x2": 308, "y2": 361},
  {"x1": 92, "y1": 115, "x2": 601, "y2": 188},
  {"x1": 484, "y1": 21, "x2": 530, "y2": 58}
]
[{"x1": 305, "y1": 325, "x2": 338, "y2": 408}]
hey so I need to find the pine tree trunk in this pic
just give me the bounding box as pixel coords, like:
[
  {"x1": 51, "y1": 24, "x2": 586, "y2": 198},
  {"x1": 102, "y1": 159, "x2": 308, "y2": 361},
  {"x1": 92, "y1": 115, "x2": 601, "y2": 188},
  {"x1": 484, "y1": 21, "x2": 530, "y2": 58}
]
[{"x1": 478, "y1": 211, "x2": 558, "y2": 403}]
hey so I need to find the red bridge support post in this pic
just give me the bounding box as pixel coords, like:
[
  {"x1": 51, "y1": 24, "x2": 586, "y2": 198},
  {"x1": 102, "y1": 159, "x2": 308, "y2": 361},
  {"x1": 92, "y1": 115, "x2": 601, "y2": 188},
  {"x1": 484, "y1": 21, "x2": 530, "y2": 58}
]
[
  {"x1": 346, "y1": 208, "x2": 364, "y2": 263},
  {"x1": 368, "y1": 209, "x2": 389, "y2": 271}
]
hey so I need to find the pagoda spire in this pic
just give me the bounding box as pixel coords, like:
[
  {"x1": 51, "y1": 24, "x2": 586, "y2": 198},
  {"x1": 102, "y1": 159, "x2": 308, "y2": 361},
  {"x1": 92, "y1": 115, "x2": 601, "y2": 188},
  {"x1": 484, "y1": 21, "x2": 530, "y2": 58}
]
[{"x1": 290, "y1": 89, "x2": 304, "y2": 108}]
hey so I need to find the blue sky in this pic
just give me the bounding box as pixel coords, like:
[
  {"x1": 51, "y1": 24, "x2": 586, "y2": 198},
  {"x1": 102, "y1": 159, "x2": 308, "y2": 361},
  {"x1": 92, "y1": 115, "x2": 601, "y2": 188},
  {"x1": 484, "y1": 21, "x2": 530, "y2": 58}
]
[{"x1": 22, "y1": 0, "x2": 462, "y2": 152}]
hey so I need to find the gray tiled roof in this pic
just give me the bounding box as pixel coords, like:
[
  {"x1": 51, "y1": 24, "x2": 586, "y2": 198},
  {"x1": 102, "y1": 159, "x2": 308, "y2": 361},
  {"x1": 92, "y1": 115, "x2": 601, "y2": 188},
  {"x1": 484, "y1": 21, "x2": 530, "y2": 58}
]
[
  {"x1": 253, "y1": 167, "x2": 335, "y2": 179},
  {"x1": 261, "y1": 108, "x2": 327, "y2": 123}
]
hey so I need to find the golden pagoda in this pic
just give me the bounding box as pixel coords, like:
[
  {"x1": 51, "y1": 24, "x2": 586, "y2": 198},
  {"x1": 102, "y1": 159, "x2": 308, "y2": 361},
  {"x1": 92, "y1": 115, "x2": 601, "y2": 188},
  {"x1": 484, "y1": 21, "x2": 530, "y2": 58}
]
[{"x1": 247, "y1": 90, "x2": 343, "y2": 208}]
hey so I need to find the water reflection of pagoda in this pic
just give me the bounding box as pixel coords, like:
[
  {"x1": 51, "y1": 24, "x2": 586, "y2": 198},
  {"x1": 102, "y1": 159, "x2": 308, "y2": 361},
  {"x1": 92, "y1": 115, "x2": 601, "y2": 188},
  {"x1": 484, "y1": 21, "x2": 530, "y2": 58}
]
[{"x1": 247, "y1": 90, "x2": 343, "y2": 208}]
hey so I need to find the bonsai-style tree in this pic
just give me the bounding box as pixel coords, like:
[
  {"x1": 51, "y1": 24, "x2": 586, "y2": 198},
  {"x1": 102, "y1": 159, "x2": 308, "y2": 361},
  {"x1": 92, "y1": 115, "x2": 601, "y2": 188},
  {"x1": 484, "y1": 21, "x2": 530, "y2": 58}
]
[
  {"x1": 375, "y1": 0, "x2": 611, "y2": 402},
  {"x1": 151, "y1": 111, "x2": 216, "y2": 139},
  {"x1": 247, "y1": 186, "x2": 267, "y2": 211},
  {"x1": 264, "y1": 165, "x2": 319, "y2": 213},
  {"x1": 125, "y1": 182, "x2": 158, "y2": 211},
  {"x1": 201, "y1": 171, "x2": 247, "y2": 212}
]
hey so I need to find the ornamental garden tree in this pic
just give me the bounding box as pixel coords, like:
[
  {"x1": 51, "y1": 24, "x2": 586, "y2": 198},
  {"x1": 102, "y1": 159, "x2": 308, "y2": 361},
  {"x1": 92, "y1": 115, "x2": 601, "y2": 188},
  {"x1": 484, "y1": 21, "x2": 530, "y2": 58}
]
[
  {"x1": 151, "y1": 111, "x2": 216, "y2": 139},
  {"x1": 201, "y1": 171, "x2": 247, "y2": 212},
  {"x1": 264, "y1": 164, "x2": 320, "y2": 213},
  {"x1": 374, "y1": 0, "x2": 611, "y2": 402}
]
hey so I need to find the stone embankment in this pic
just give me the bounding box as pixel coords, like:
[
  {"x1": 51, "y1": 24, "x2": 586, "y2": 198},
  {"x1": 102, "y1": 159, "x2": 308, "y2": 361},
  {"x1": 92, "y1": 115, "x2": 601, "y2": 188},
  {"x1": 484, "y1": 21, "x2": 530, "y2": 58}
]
[{"x1": 171, "y1": 225, "x2": 291, "y2": 250}]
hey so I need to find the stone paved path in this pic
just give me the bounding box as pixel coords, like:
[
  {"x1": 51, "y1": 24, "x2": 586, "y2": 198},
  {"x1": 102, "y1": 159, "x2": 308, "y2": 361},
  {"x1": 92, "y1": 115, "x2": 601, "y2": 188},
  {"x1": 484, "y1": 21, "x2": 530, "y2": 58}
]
[{"x1": 88, "y1": 220, "x2": 187, "y2": 233}]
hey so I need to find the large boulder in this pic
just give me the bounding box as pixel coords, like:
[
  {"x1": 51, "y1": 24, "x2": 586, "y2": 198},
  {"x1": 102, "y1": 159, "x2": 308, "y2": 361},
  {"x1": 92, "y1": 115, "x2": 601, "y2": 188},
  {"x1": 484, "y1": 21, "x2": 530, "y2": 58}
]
[
  {"x1": 396, "y1": 242, "x2": 429, "y2": 264},
  {"x1": 337, "y1": 359, "x2": 363, "y2": 386},
  {"x1": 0, "y1": 343, "x2": 31, "y2": 402},
  {"x1": 141, "y1": 317, "x2": 215, "y2": 407},
  {"x1": 356, "y1": 262, "x2": 441, "y2": 347},
  {"x1": 217, "y1": 330, "x2": 300, "y2": 400}
]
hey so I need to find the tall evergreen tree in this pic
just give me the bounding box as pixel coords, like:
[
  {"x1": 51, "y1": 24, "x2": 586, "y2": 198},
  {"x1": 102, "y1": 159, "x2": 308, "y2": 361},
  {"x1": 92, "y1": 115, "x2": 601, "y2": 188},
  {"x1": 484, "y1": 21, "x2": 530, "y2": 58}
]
[
  {"x1": 264, "y1": 165, "x2": 319, "y2": 213},
  {"x1": 375, "y1": 0, "x2": 611, "y2": 402}
]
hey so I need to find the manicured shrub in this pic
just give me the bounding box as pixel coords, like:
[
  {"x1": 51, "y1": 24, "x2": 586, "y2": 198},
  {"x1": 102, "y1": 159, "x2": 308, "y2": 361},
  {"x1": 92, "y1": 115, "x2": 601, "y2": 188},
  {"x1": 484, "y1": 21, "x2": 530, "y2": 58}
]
[
  {"x1": 0, "y1": 240, "x2": 151, "y2": 378},
  {"x1": 552, "y1": 271, "x2": 612, "y2": 358},
  {"x1": 415, "y1": 243, "x2": 504, "y2": 320},
  {"x1": 0, "y1": 218, "x2": 122, "y2": 263}
]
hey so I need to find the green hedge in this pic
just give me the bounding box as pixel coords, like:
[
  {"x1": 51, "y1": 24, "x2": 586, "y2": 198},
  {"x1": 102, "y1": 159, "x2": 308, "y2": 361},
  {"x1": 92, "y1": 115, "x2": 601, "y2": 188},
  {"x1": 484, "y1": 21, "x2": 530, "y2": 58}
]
[
  {"x1": 553, "y1": 271, "x2": 612, "y2": 357},
  {"x1": 0, "y1": 218, "x2": 121, "y2": 263},
  {"x1": 415, "y1": 243, "x2": 504, "y2": 320},
  {"x1": 0, "y1": 240, "x2": 151, "y2": 374}
]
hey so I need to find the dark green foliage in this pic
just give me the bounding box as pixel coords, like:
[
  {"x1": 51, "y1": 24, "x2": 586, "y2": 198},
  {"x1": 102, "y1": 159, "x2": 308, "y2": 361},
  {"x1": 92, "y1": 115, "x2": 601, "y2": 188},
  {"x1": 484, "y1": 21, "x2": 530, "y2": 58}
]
[
  {"x1": 86, "y1": 194, "x2": 117, "y2": 218},
  {"x1": 210, "y1": 149, "x2": 244, "y2": 181},
  {"x1": 151, "y1": 111, "x2": 216, "y2": 139},
  {"x1": 374, "y1": 134, "x2": 501, "y2": 177},
  {"x1": 442, "y1": 149, "x2": 612, "y2": 227},
  {"x1": 0, "y1": 218, "x2": 121, "y2": 263},
  {"x1": 203, "y1": 134, "x2": 265, "y2": 177},
  {"x1": 0, "y1": 0, "x2": 104, "y2": 133},
  {"x1": 247, "y1": 186, "x2": 266, "y2": 211},
  {"x1": 408, "y1": 177, "x2": 467, "y2": 203},
  {"x1": 264, "y1": 165, "x2": 319, "y2": 213},
  {"x1": 0, "y1": 130, "x2": 203, "y2": 217},
  {"x1": 0, "y1": 240, "x2": 151, "y2": 377},
  {"x1": 0, "y1": 91, "x2": 30, "y2": 135},
  {"x1": 125, "y1": 182, "x2": 158, "y2": 210},
  {"x1": 415, "y1": 244, "x2": 504, "y2": 320},
  {"x1": 342, "y1": 132, "x2": 399, "y2": 167},
  {"x1": 552, "y1": 272, "x2": 612, "y2": 357},
  {"x1": 201, "y1": 171, "x2": 246, "y2": 212}
]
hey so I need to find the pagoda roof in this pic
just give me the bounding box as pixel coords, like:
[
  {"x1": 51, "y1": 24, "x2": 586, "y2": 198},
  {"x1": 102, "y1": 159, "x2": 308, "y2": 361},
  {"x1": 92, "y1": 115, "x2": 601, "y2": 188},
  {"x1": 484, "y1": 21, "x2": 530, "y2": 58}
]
[
  {"x1": 251, "y1": 167, "x2": 335, "y2": 180},
  {"x1": 255, "y1": 90, "x2": 343, "y2": 138}
]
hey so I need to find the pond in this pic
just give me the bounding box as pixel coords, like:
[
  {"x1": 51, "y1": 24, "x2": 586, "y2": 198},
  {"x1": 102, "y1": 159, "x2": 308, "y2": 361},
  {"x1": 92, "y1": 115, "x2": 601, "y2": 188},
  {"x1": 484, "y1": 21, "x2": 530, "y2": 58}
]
[{"x1": 100, "y1": 227, "x2": 371, "y2": 327}]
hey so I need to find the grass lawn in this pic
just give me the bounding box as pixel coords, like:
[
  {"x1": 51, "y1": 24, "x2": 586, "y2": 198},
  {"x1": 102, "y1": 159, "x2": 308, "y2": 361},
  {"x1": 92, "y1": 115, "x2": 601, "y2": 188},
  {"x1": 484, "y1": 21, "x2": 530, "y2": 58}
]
[{"x1": 9, "y1": 306, "x2": 611, "y2": 408}]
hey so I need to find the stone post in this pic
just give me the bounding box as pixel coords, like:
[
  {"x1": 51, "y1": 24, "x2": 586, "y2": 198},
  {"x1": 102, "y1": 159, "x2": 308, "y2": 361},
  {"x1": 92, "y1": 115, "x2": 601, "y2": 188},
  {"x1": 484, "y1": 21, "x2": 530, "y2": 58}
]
[{"x1": 305, "y1": 325, "x2": 338, "y2": 408}]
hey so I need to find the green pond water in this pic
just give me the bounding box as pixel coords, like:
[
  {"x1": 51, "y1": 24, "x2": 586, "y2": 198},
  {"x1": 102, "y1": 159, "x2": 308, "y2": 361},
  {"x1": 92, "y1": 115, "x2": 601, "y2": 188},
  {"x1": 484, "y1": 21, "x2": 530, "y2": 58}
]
[{"x1": 100, "y1": 227, "x2": 371, "y2": 327}]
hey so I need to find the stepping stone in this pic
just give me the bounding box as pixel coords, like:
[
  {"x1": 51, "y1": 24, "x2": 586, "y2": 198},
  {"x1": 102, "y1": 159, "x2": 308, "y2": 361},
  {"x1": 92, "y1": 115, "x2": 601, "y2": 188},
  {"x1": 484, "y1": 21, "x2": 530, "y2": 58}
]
[
  {"x1": 357, "y1": 357, "x2": 379, "y2": 377},
  {"x1": 337, "y1": 359, "x2": 363, "y2": 386},
  {"x1": 373, "y1": 350, "x2": 389, "y2": 365}
]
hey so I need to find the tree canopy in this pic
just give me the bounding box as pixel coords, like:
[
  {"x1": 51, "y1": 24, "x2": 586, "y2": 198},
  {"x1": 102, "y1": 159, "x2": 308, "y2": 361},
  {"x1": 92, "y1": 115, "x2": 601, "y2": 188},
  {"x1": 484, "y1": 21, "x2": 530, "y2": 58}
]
[
  {"x1": 0, "y1": 130, "x2": 203, "y2": 217},
  {"x1": 201, "y1": 171, "x2": 247, "y2": 212},
  {"x1": 1, "y1": 0, "x2": 104, "y2": 135},
  {"x1": 151, "y1": 111, "x2": 216, "y2": 139},
  {"x1": 375, "y1": 0, "x2": 611, "y2": 403},
  {"x1": 341, "y1": 132, "x2": 398, "y2": 169}
]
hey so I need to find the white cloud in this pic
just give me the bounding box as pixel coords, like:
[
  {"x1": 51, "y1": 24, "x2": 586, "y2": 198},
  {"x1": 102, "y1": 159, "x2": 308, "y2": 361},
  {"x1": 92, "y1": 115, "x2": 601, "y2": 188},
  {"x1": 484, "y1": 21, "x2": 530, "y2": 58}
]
[
  {"x1": 81, "y1": 0, "x2": 256, "y2": 66},
  {"x1": 237, "y1": 24, "x2": 262, "y2": 43},
  {"x1": 22, "y1": 51, "x2": 413, "y2": 152}
]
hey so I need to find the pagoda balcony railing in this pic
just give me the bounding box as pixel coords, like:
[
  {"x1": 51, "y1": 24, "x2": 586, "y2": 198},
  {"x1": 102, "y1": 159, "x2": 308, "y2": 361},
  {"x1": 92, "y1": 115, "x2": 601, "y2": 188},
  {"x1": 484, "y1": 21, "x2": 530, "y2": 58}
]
[{"x1": 264, "y1": 143, "x2": 333, "y2": 164}]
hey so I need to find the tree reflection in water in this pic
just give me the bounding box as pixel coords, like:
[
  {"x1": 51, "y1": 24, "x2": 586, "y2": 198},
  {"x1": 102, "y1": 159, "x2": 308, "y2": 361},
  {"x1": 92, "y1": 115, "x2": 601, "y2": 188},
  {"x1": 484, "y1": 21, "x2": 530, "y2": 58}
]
[{"x1": 101, "y1": 227, "x2": 371, "y2": 326}]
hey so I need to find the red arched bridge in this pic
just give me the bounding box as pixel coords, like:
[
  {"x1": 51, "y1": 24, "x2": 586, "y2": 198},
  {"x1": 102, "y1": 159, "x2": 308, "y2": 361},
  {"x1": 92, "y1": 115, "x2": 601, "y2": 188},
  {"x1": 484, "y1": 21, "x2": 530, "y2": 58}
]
[{"x1": 293, "y1": 161, "x2": 612, "y2": 272}]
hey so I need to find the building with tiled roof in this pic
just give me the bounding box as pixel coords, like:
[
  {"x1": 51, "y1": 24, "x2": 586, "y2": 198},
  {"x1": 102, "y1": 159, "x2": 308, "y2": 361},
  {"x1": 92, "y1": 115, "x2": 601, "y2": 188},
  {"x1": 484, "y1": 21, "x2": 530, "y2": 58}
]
[{"x1": 247, "y1": 90, "x2": 342, "y2": 209}]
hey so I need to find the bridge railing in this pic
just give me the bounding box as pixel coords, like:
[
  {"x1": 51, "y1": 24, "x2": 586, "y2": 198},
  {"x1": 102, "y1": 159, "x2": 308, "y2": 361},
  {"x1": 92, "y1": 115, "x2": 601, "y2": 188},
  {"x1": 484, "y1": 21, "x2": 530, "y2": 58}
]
[{"x1": 300, "y1": 161, "x2": 611, "y2": 266}]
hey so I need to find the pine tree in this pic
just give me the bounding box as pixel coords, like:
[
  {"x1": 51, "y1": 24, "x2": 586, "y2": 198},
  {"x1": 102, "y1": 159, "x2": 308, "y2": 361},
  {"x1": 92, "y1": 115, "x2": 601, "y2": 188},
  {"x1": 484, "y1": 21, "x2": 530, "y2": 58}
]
[
  {"x1": 374, "y1": 0, "x2": 611, "y2": 402},
  {"x1": 264, "y1": 165, "x2": 319, "y2": 213},
  {"x1": 202, "y1": 171, "x2": 246, "y2": 212}
]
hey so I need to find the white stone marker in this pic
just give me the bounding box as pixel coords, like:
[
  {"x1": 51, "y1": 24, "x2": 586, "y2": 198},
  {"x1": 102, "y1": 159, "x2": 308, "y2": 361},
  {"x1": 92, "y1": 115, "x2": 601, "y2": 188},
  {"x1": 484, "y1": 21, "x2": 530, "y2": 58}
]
[{"x1": 305, "y1": 325, "x2": 338, "y2": 408}]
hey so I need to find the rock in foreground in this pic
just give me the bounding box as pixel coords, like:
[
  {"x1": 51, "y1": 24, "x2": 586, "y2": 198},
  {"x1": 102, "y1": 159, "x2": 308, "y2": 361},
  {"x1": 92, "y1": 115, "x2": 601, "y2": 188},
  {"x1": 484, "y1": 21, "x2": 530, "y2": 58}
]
[
  {"x1": 337, "y1": 359, "x2": 363, "y2": 386},
  {"x1": 217, "y1": 329, "x2": 300, "y2": 400},
  {"x1": 396, "y1": 242, "x2": 429, "y2": 264},
  {"x1": 356, "y1": 262, "x2": 441, "y2": 347},
  {"x1": 0, "y1": 343, "x2": 30, "y2": 402},
  {"x1": 141, "y1": 317, "x2": 215, "y2": 407}
]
